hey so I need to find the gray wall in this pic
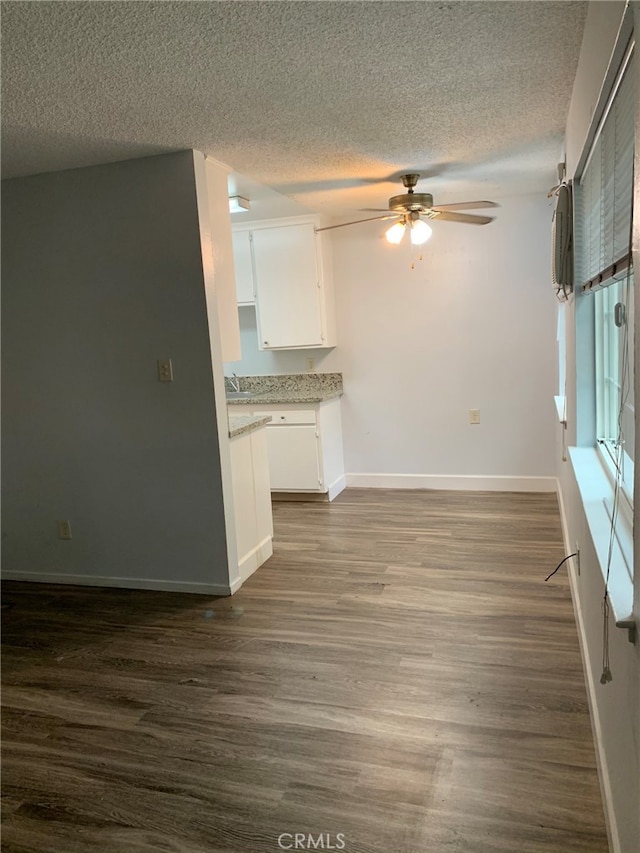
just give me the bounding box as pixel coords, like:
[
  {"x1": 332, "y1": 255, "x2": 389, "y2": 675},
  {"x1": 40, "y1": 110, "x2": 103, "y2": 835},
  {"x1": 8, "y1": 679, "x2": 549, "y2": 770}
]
[{"x1": 2, "y1": 151, "x2": 231, "y2": 592}]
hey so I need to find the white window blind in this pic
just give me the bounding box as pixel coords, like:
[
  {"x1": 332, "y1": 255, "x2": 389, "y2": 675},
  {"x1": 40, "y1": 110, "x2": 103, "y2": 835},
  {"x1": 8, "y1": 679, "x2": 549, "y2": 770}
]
[{"x1": 576, "y1": 46, "x2": 635, "y2": 292}]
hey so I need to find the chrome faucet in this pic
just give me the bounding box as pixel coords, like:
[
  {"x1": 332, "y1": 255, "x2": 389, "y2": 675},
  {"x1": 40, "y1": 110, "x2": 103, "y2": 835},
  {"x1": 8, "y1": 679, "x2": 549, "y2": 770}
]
[{"x1": 227, "y1": 373, "x2": 241, "y2": 393}]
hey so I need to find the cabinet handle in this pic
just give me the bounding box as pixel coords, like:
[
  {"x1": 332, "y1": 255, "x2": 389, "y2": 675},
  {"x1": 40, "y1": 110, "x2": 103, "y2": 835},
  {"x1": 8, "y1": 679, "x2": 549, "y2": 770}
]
[{"x1": 263, "y1": 341, "x2": 269, "y2": 346}]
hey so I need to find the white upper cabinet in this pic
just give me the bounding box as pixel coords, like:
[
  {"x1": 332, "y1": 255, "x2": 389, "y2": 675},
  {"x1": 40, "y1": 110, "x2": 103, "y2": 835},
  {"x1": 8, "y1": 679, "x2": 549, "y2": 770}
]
[
  {"x1": 252, "y1": 223, "x2": 322, "y2": 349},
  {"x1": 232, "y1": 216, "x2": 336, "y2": 350},
  {"x1": 231, "y1": 230, "x2": 255, "y2": 305}
]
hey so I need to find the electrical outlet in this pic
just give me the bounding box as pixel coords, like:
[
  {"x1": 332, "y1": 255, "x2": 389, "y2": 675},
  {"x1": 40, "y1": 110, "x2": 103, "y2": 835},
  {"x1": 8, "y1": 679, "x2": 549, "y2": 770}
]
[
  {"x1": 306, "y1": 358, "x2": 315, "y2": 372},
  {"x1": 157, "y1": 359, "x2": 173, "y2": 382},
  {"x1": 469, "y1": 409, "x2": 481, "y2": 424},
  {"x1": 57, "y1": 520, "x2": 72, "y2": 540}
]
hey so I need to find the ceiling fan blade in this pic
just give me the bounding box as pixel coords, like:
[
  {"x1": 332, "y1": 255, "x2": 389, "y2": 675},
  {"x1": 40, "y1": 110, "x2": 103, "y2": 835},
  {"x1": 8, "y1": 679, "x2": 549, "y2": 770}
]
[
  {"x1": 431, "y1": 201, "x2": 498, "y2": 211},
  {"x1": 316, "y1": 214, "x2": 402, "y2": 233},
  {"x1": 431, "y1": 211, "x2": 494, "y2": 225},
  {"x1": 271, "y1": 163, "x2": 456, "y2": 197}
]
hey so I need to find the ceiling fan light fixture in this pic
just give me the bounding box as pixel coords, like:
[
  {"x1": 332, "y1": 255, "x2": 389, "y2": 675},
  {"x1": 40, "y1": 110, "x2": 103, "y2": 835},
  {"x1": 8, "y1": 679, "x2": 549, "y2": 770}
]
[
  {"x1": 410, "y1": 219, "x2": 432, "y2": 245},
  {"x1": 385, "y1": 221, "x2": 406, "y2": 244}
]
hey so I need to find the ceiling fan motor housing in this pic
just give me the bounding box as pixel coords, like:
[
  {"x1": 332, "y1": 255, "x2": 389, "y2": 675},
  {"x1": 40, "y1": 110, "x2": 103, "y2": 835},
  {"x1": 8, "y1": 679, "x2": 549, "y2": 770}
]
[{"x1": 389, "y1": 192, "x2": 434, "y2": 213}]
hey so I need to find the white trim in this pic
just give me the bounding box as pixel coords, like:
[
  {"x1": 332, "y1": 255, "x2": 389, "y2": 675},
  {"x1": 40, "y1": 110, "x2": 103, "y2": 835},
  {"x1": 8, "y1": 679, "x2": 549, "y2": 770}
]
[
  {"x1": 231, "y1": 213, "x2": 324, "y2": 232},
  {"x1": 228, "y1": 575, "x2": 243, "y2": 595},
  {"x1": 327, "y1": 474, "x2": 347, "y2": 501},
  {"x1": 597, "y1": 440, "x2": 634, "y2": 524},
  {"x1": 268, "y1": 475, "x2": 346, "y2": 502},
  {"x1": 192, "y1": 151, "x2": 240, "y2": 594},
  {"x1": 555, "y1": 480, "x2": 620, "y2": 853},
  {"x1": 238, "y1": 535, "x2": 273, "y2": 583},
  {"x1": 345, "y1": 473, "x2": 557, "y2": 492},
  {"x1": 0, "y1": 570, "x2": 234, "y2": 597},
  {"x1": 568, "y1": 446, "x2": 634, "y2": 626}
]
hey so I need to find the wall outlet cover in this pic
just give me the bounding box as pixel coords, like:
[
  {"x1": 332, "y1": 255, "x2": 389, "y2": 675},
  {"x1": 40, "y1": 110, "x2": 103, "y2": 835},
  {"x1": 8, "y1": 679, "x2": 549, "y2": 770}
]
[{"x1": 57, "y1": 520, "x2": 72, "y2": 540}]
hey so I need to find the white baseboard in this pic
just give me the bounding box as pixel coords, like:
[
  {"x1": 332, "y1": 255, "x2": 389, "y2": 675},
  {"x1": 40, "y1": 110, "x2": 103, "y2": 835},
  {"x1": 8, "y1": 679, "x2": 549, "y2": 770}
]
[
  {"x1": 1, "y1": 570, "x2": 234, "y2": 597},
  {"x1": 228, "y1": 574, "x2": 243, "y2": 595},
  {"x1": 238, "y1": 535, "x2": 273, "y2": 583},
  {"x1": 270, "y1": 476, "x2": 346, "y2": 502},
  {"x1": 556, "y1": 480, "x2": 619, "y2": 853},
  {"x1": 327, "y1": 474, "x2": 347, "y2": 501},
  {"x1": 345, "y1": 473, "x2": 557, "y2": 492}
]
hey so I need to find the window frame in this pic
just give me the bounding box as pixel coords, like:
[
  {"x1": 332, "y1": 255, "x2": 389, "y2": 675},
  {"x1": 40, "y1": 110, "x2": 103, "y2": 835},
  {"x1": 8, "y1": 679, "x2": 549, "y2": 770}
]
[
  {"x1": 569, "y1": 29, "x2": 636, "y2": 630},
  {"x1": 594, "y1": 273, "x2": 635, "y2": 513}
]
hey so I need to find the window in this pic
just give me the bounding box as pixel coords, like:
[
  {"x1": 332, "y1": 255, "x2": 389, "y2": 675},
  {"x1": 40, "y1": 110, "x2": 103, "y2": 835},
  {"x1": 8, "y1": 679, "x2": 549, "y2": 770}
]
[
  {"x1": 595, "y1": 275, "x2": 634, "y2": 500},
  {"x1": 575, "y1": 42, "x2": 635, "y2": 501},
  {"x1": 570, "y1": 35, "x2": 636, "y2": 628}
]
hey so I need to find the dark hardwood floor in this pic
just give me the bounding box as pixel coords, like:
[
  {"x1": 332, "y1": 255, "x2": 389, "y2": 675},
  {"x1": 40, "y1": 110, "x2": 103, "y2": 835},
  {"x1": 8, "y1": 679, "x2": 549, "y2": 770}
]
[{"x1": 1, "y1": 489, "x2": 608, "y2": 853}]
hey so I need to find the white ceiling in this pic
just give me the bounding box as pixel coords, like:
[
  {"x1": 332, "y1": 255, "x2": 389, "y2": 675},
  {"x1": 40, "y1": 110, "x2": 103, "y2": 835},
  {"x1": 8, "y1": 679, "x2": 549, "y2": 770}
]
[{"x1": 1, "y1": 1, "x2": 587, "y2": 217}]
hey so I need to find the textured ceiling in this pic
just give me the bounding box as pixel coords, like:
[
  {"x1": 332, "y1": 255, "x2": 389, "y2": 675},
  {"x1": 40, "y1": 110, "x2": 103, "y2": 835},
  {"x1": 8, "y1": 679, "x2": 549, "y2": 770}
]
[{"x1": 1, "y1": 1, "x2": 587, "y2": 214}]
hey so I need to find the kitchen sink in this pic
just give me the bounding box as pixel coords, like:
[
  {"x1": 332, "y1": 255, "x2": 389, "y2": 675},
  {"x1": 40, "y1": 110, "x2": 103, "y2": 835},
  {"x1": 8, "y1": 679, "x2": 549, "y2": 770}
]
[{"x1": 226, "y1": 390, "x2": 253, "y2": 399}]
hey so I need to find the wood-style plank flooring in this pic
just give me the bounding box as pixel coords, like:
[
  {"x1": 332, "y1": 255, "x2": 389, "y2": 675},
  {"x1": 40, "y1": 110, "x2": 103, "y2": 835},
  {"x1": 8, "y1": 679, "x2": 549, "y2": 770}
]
[{"x1": 2, "y1": 489, "x2": 608, "y2": 853}]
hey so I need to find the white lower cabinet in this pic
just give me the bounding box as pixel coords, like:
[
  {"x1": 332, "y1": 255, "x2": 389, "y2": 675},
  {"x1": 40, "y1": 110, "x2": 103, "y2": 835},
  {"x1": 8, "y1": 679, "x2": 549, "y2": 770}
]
[
  {"x1": 267, "y1": 424, "x2": 321, "y2": 490},
  {"x1": 247, "y1": 398, "x2": 345, "y2": 500}
]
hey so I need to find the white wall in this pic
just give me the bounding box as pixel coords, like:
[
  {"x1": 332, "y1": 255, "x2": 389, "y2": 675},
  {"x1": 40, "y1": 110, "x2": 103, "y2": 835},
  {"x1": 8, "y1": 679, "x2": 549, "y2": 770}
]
[
  {"x1": 205, "y1": 158, "x2": 242, "y2": 363},
  {"x1": 228, "y1": 308, "x2": 335, "y2": 375},
  {"x1": 558, "y1": 4, "x2": 639, "y2": 852},
  {"x1": 2, "y1": 151, "x2": 233, "y2": 594},
  {"x1": 229, "y1": 194, "x2": 557, "y2": 488},
  {"x1": 331, "y1": 195, "x2": 557, "y2": 486}
]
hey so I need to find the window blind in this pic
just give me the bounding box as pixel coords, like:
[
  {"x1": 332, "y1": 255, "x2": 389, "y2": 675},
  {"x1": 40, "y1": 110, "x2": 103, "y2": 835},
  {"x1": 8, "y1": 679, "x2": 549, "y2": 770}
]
[{"x1": 576, "y1": 46, "x2": 635, "y2": 293}]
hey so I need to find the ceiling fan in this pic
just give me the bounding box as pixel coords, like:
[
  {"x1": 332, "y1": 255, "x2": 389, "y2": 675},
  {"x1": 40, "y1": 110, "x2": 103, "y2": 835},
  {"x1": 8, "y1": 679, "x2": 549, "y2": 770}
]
[{"x1": 316, "y1": 173, "x2": 497, "y2": 245}]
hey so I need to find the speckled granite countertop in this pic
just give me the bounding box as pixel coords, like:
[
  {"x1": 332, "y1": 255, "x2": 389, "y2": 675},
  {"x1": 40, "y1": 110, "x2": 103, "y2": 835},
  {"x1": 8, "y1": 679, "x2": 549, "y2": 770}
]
[
  {"x1": 227, "y1": 388, "x2": 342, "y2": 406},
  {"x1": 228, "y1": 414, "x2": 272, "y2": 438},
  {"x1": 225, "y1": 372, "x2": 343, "y2": 406}
]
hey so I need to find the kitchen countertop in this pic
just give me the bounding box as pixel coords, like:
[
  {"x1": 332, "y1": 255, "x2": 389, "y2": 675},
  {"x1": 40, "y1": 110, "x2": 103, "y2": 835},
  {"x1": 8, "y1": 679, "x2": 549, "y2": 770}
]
[
  {"x1": 228, "y1": 414, "x2": 272, "y2": 438},
  {"x1": 226, "y1": 388, "x2": 343, "y2": 406},
  {"x1": 225, "y1": 372, "x2": 343, "y2": 407}
]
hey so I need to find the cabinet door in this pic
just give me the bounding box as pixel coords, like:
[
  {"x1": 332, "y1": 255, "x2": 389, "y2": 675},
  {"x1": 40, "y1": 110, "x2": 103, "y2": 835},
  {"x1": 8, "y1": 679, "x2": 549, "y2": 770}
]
[
  {"x1": 252, "y1": 223, "x2": 324, "y2": 348},
  {"x1": 231, "y1": 231, "x2": 255, "y2": 305},
  {"x1": 266, "y1": 425, "x2": 322, "y2": 490}
]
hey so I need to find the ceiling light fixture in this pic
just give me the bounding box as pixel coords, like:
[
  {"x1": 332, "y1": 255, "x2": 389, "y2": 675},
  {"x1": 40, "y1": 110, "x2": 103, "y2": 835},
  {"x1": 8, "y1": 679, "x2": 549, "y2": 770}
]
[
  {"x1": 385, "y1": 221, "x2": 406, "y2": 244},
  {"x1": 385, "y1": 215, "x2": 433, "y2": 246},
  {"x1": 410, "y1": 219, "x2": 432, "y2": 246},
  {"x1": 228, "y1": 195, "x2": 250, "y2": 213}
]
